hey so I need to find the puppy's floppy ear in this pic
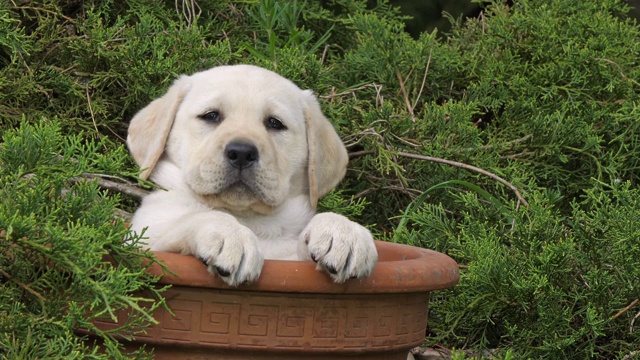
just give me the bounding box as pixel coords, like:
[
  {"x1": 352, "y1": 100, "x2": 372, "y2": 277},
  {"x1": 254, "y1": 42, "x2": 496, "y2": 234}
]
[
  {"x1": 303, "y1": 90, "x2": 349, "y2": 209},
  {"x1": 127, "y1": 76, "x2": 190, "y2": 180}
]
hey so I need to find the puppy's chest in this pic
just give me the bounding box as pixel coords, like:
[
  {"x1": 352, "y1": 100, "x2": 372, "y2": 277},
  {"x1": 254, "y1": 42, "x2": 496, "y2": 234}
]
[
  {"x1": 256, "y1": 237, "x2": 299, "y2": 260},
  {"x1": 242, "y1": 221, "x2": 302, "y2": 260},
  {"x1": 245, "y1": 221, "x2": 300, "y2": 241},
  {"x1": 236, "y1": 213, "x2": 308, "y2": 260}
]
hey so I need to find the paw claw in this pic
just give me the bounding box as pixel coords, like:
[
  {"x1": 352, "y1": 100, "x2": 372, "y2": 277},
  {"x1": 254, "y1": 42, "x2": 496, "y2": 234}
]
[
  {"x1": 192, "y1": 219, "x2": 264, "y2": 286},
  {"x1": 214, "y1": 265, "x2": 231, "y2": 278},
  {"x1": 302, "y1": 213, "x2": 378, "y2": 283},
  {"x1": 324, "y1": 264, "x2": 339, "y2": 275}
]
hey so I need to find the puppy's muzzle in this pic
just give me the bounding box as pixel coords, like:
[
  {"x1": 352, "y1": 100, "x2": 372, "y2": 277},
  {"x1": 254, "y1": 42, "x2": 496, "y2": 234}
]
[{"x1": 225, "y1": 141, "x2": 259, "y2": 170}]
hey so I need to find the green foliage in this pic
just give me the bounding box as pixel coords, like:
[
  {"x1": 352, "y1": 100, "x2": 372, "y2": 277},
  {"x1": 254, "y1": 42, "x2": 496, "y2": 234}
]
[
  {"x1": 409, "y1": 184, "x2": 640, "y2": 358},
  {"x1": 0, "y1": 121, "x2": 166, "y2": 359},
  {"x1": 0, "y1": 0, "x2": 242, "y2": 135},
  {"x1": 2, "y1": 0, "x2": 640, "y2": 358}
]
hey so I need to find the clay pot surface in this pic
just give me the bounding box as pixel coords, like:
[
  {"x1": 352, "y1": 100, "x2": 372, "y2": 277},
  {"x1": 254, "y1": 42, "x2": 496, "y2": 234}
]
[{"x1": 96, "y1": 241, "x2": 459, "y2": 359}]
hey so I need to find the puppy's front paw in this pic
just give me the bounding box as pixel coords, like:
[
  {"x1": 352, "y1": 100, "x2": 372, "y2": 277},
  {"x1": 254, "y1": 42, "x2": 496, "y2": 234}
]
[
  {"x1": 301, "y1": 213, "x2": 378, "y2": 283},
  {"x1": 195, "y1": 223, "x2": 264, "y2": 286}
]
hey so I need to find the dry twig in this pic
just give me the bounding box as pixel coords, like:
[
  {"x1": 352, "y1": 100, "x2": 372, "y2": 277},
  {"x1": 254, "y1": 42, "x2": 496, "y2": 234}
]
[
  {"x1": 395, "y1": 151, "x2": 529, "y2": 207},
  {"x1": 85, "y1": 87, "x2": 98, "y2": 134},
  {"x1": 596, "y1": 58, "x2": 640, "y2": 87},
  {"x1": 456, "y1": 134, "x2": 533, "y2": 153},
  {"x1": 320, "y1": 83, "x2": 382, "y2": 100},
  {"x1": 396, "y1": 70, "x2": 415, "y2": 118},
  {"x1": 612, "y1": 298, "x2": 639, "y2": 320},
  {"x1": 353, "y1": 185, "x2": 423, "y2": 200},
  {"x1": 0, "y1": 268, "x2": 47, "y2": 307},
  {"x1": 175, "y1": 0, "x2": 201, "y2": 27},
  {"x1": 412, "y1": 47, "x2": 433, "y2": 112},
  {"x1": 12, "y1": 6, "x2": 76, "y2": 24},
  {"x1": 342, "y1": 124, "x2": 387, "y2": 148},
  {"x1": 70, "y1": 173, "x2": 149, "y2": 200},
  {"x1": 20, "y1": 172, "x2": 148, "y2": 200},
  {"x1": 631, "y1": 309, "x2": 640, "y2": 333},
  {"x1": 348, "y1": 150, "x2": 375, "y2": 159}
]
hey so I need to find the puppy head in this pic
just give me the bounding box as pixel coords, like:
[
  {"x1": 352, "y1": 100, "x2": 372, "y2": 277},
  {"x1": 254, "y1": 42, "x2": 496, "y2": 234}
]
[{"x1": 127, "y1": 65, "x2": 348, "y2": 213}]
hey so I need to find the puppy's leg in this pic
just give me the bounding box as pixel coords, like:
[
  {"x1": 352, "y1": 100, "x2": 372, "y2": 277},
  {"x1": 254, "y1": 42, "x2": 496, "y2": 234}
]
[
  {"x1": 299, "y1": 213, "x2": 378, "y2": 283},
  {"x1": 130, "y1": 192, "x2": 263, "y2": 286}
]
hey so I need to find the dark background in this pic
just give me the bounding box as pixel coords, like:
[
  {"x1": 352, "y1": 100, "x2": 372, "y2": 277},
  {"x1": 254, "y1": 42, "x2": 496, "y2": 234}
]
[{"x1": 388, "y1": 0, "x2": 640, "y2": 37}]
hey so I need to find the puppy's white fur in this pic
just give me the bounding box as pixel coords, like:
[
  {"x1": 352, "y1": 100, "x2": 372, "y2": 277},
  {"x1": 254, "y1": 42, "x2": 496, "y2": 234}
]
[{"x1": 127, "y1": 65, "x2": 377, "y2": 285}]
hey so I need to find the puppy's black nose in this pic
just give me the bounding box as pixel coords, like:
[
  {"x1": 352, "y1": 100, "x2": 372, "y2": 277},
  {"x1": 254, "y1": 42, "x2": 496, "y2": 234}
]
[{"x1": 225, "y1": 141, "x2": 259, "y2": 169}]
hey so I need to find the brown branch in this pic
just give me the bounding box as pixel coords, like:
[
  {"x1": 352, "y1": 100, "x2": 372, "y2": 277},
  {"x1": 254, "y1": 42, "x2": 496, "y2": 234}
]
[
  {"x1": 319, "y1": 84, "x2": 382, "y2": 100},
  {"x1": 13, "y1": 6, "x2": 76, "y2": 24},
  {"x1": 456, "y1": 134, "x2": 533, "y2": 153},
  {"x1": 321, "y1": 44, "x2": 329, "y2": 65},
  {"x1": 342, "y1": 125, "x2": 387, "y2": 148},
  {"x1": 395, "y1": 151, "x2": 529, "y2": 207},
  {"x1": 0, "y1": 268, "x2": 47, "y2": 305},
  {"x1": 390, "y1": 133, "x2": 422, "y2": 148},
  {"x1": 85, "y1": 86, "x2": 101, "y2": 137},
  {"x1": 412, "y1": 47, "x2": 433, "y2": 112},
  {"x1": 632, "y1": 310, "x2": 640, "y2": 333},
  {"x1": 103, "y1": 123, "x2": 127, "y2": 143},
  {"x1": 70, "y1": 173, "x2": 149, "y2": 200},
  {"x1": 20, "y1": 171, "x2": 147, "y2": 200},
  {"x1": 595, "y1": 58, "x2": 640, "y2": 87},
  {"x1": 353, "y1": 185, "x2": 423, "y2": 200},
  {"x1": 348, "y1": 150, "x2": 375, "y2": 159},
  {"x1": 396, "y1": 70, "x2": 415, "y2": 117},
  {"x1": 612, "y1": 298, "x2": 640, "y2": 320},
  {"x1": 113, "y1": 208, "x2": 133, "y2": 222}
]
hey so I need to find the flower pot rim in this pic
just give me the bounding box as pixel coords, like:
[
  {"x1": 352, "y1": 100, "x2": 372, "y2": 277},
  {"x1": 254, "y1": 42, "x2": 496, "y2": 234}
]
[{"x1": 146, "y1": 241, "x2": 459, "y2": 294}]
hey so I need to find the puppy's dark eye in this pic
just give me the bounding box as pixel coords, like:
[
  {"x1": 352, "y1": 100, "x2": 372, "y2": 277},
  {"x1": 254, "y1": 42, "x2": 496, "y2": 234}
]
[
  {"x1": 199, "y1": 111, "x2": 221, "y2": 123},
  {"x1": 265, "y1": 117, "x2": 286, "y2": 131}
]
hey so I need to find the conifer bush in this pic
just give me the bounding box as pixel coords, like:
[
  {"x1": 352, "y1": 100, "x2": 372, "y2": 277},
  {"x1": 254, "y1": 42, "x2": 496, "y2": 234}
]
[
  {"x1": 0, "y1": 122, "x2": 166, "y2": 359},
  {"x1": 1, "y1": 0, "x2": 639, "y2": 358}
]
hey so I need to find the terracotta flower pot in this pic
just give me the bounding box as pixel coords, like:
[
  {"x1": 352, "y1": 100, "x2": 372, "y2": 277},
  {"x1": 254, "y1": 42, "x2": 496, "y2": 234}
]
[{"x1": 96, "y1": 241, "x2": 459, "y2": 359}]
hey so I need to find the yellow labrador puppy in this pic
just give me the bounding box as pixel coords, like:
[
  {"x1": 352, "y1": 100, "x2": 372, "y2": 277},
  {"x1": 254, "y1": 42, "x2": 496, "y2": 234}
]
[{"x1": 127, "y1": 65, "x2": 377, "y2": 286}]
